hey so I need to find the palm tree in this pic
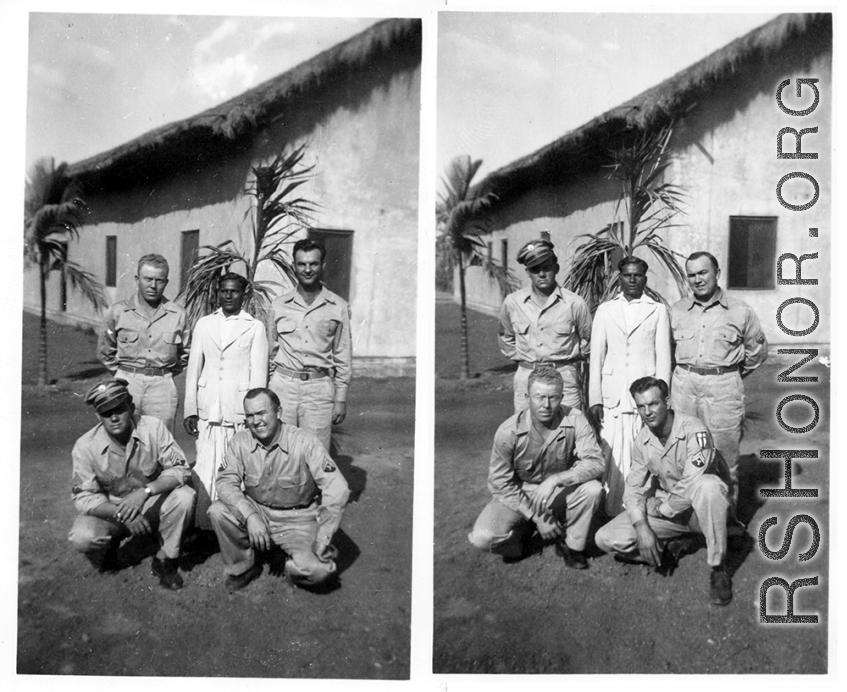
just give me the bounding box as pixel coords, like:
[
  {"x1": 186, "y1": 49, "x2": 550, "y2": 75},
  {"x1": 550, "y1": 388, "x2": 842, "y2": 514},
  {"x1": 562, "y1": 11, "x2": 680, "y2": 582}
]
[
  {"x1": 563, "y1": 123, "x2": 687, "y2": 312},
  {"x1": 178, "y1": 143, "x2": 317, "y2": 331},
  {"x1": 436, "y1": 155, "x2": 515, "y2": 379},
  {"x1": 24, "y1": 157, "x2": 107, "y2": 386}
]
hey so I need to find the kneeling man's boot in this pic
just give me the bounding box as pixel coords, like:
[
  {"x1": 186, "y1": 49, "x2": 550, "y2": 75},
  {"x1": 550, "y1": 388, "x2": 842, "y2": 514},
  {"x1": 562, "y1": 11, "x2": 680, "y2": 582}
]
[
  {"x1": 709, "y1": 564, "x2": 732, "y2": 606},
  {"x1": 555, "y1": 539, "x2": 588, "y2": 570},
  {"x1": 152, "y1": 556, "x2": 184, "y2": 590}
]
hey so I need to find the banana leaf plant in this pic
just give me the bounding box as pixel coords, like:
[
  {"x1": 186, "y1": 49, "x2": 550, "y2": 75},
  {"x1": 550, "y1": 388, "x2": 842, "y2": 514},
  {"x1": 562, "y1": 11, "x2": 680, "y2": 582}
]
[{"x1": 178, "y1": 143, "x2": 317, "y2": 332}]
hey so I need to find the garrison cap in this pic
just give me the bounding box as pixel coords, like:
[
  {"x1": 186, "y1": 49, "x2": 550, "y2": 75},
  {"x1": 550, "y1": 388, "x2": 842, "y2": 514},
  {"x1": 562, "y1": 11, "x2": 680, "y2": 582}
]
[
  {"x1": 85, "y1": 378, "x2": 132, "y2": 414},
  {"x1": 517, "y1": 239, "x2": 557, "y2": 269}
]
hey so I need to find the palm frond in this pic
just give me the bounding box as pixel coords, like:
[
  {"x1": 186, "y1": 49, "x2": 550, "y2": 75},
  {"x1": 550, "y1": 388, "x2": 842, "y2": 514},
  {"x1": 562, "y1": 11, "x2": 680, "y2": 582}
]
[{"x1": 63, "y1": 260, "x2": 108, "y2": 312}]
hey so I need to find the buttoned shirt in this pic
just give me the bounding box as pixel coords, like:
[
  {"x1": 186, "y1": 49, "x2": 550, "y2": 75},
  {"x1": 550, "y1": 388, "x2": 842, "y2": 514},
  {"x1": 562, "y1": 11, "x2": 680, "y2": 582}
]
[
  {"x1": 215, "y1": 424, "x2": 349, "y2": 544},
  {"x1": 98, "y1": 293, "x2": 189, "y2": 374},
  {"x1": 71, "y1": 414, "x2": 190, "y2": 514},
  {"x1": 670, "y1": 289, "x2": 767, "y2": 373},
  {"x1": 488, "y1": 406, "x2": 605, "y2": 520},
  {"x1": 268, "y1": 286, "x2": 352, "y2": 403},
  {"x1": 498, "y1": 285, "x2": 592, "y2": 363},
  {"x1": 624, "y1": 412, "x2": 728, "y2": 525}
]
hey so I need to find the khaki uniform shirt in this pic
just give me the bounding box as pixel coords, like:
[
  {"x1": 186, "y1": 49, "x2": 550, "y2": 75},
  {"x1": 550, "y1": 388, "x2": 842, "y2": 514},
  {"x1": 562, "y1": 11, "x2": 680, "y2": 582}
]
[
  {"x1": 71, "y1": 414, "x2": 190, "y2": 514},
  {"x1": 215, "y1": 424, "x2": 349, "y2": 544},
  {"x1": 670, "y1": 289, "x2": 767, "y2": 373},
  {"x1": 498, "y1": 285, "x2": 592, "y2": 363},
  {"x1": 488, "y1": 406, "x2": 605, "y2": 520},
  {"x1": 624, "y1": 412, "x2": 728, "y2": 525},
  {"x1": 98, "y1": 293, "x2": 189, "y2": 374},
  {"x1": 268, "y1": 287, "x2": 352, "y2": 403}
]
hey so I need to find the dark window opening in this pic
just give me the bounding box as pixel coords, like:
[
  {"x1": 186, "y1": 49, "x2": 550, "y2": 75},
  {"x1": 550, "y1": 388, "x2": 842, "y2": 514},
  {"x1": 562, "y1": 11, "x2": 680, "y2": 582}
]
[
  {"x1": 307, "y1": 229, "x2": 354, "y2": 301},
  {"x1": 105, "y1": 236, "x2": 117, "y2": 288},
  {"x1": 728, "y1": 216, "x2": 777, "y2": 289},
  {"x1": 180, "y1": 230, "x2": 200, "y2": 290},
  {"x1": 501, "y1": 239, "x2": 508, "y2": 270}
]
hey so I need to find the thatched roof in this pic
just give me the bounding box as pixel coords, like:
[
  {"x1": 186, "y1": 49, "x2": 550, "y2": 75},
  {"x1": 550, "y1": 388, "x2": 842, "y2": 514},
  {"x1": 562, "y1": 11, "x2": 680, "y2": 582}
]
[
  {"x1": 472, "y1": 13, "x2": 831, "y2": 204},
  {"x1": 67, "y1": 18, "x2": 421, "y2": 192}
]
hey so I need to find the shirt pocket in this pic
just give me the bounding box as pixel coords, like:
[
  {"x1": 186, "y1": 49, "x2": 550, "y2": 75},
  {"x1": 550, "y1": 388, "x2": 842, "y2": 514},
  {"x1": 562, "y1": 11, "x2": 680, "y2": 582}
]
[
  {"x1": 117, "y1": 330, "x2": 140, "y2": 344},
  {"x1": 244, "y1": 473, "x2": 263, "y2": 488},
  {"x1": 274, "y1": 475, "x2": 311, "y2": 507},
  {"x1": 276, "y1": 317, "x2": 297, "y2": 336},
  {"x1": 713, "y1": 327, "x2": 742, "y2": 359},
  {"x1": 163, "y1": 331, "x2": 182, "y2": 345},
  {"x1": 318, "y1": 319, "x2": 340, "y2": 340},
  {"x1": 672, "y1": 328, "x2": 696, "y2": 359},
  {"x1": 511, "y1": 318, "x2": 531, "y2": 349}
]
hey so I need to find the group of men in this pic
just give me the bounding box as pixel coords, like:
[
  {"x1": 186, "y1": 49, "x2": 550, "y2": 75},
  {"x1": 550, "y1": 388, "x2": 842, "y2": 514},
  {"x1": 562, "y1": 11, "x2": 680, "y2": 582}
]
[
  {"x1": 470, "y1": 239, "x2": 767, "y2": 606},
  {"x1": 69, "y1": 239, "x2": 352, "y2": 592}
]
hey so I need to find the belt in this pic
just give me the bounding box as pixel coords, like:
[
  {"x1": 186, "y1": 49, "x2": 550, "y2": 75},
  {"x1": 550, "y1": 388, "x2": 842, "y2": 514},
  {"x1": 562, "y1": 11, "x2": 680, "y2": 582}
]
[
  {"x1": 677, "y1": 363, "x2": 740, "y2": 376},
  {"x1": 263, "y1": 499, "x2": 317, "y2": 511},
  {"x1": 118, "y1": 364, "x2": 169, "y2": 376},
  {"x1": 275, "y1": 366, "x2": 330, "y2": 381},
  {"x1": 519, "y1": 359, "x2": 578, "y2": 370}
]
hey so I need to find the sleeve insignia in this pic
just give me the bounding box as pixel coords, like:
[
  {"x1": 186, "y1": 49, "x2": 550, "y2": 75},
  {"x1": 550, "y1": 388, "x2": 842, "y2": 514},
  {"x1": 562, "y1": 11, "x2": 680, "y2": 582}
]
[
  {"x1": 691, "y1": 452, "x2": 706, "y2": 468},
  {"x1": 323, "y1": 460, "x2": 337, "y2": 473},
  {"x1": 757, "y1": 335, "x2": 765, "y2": 344},
  {"x1": 695, "y1": 431, "x2": 712, "y2": 450}
]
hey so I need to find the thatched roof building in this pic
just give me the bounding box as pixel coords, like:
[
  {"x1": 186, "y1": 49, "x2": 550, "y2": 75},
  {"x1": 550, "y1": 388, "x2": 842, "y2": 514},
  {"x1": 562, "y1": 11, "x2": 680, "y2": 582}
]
[
  {"x1": 66, "y1": 18, "x2": 421, "y2": 193},
  {"x1": 472, "y1": 13, "x2": 831, "y2": 206}
]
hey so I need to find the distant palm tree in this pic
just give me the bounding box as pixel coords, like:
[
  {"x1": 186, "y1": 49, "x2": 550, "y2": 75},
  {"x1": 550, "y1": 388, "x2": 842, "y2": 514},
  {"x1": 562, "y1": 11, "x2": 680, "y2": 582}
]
[
  {"x1": 24, "y1": 157, "x2": 107, "y2": 386},
  {"x1": 436, "y1": 155, "x2": 514, "y2": 379},
  {"x1": 179, "y1": 144, "x2": 316, "y2": 331},
  {"x1": 564, "y1": 124, "x2": 687, "y2": 312}
]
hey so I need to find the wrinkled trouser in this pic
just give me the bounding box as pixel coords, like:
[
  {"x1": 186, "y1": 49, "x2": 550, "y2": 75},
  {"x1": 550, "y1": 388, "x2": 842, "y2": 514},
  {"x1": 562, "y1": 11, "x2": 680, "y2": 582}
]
[
  {"x1": 116, "y1": 369, "x2": 178, "y2": 432},
  {"x1": 513, "y1": 363, "x2": 582, "y2": 413},
  {"x1": 68, "y1": 485, "x2": 196, "y2": 561},
  {"x1": 600, "y1": 409, "x2": 642, "y2": 517},
  {"x1": 208, "y1": 497, "x2": 337, "y2": 586},
  {"x1": 269, "y1": 372, "x2": 334, "y2": 452},
  {"x1": 468, "y1": 480, "x2": 603, "y2": 557},
  {"x1": 594, "y1": 474, "x2": 729, "y2": 567},
  {"x1": 671, "y1": 368, "x2": 744, "y2": 504},
  {"x1": 192, "y1": 420, "x2": 242, "y2": 529}
]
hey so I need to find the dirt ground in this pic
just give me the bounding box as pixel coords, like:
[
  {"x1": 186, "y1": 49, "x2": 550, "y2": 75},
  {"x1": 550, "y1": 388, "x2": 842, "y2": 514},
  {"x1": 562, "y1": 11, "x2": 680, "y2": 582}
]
[
  {"x1": 17, "y1": 312, "x2": 414, "y2": 679},
  {"x1": 434, "y1": 299, "x2": 829, "y2": 674}
]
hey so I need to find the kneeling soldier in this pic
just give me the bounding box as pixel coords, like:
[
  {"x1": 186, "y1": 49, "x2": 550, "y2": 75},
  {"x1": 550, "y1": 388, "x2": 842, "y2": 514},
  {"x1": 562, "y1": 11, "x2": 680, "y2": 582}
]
[
  {"x1": 595, "y1": 376, "x2": 733, "y2": 605},
  {"x1": 68, "y1": 378, "x2": 195, "y2": 590},
  {"x1": 209, "y1": 388, "x2": 350, "y2": 592},
  {"x1": 468, "y1": 368, "x2": 604, "y2": 568}
]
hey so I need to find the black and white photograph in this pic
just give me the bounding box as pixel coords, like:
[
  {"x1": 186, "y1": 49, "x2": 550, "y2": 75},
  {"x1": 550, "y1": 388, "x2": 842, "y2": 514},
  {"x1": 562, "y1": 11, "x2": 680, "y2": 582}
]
[
  {"x1": 435, "y1": 10, "x2": 831, "y2": 674},
  {"x1": 13, "y1": 8, "x2": 419, "y2": 680}
]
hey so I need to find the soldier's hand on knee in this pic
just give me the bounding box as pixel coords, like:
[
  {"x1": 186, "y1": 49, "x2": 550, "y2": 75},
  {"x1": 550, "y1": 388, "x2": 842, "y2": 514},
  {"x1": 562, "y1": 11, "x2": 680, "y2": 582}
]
[
  {"x1": 534, "y1": 513, "x2": 563, "y2": 541},
  {"x1": 116, "y1": 489, "x2": 147, "y2": 522},
  {"x1": 125, "y1": 514, "x2": 152, "y2": 537},
  {"x1": 634, "y1": 521, "x2": 661, "y2": 567},
  {"x1": 246, "y1": 513, "x2": 271, "y2": 553},
  {"x1": 528, "y1": 477, "x2": 561, "y2": 516},
  {"x1": 646, "y1": 497, "x2": 663, "y2": 518}
]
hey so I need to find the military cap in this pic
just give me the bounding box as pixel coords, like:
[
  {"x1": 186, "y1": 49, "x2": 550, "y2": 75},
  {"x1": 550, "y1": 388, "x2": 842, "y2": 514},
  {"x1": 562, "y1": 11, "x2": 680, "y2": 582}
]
[
  {"x1": 84, "y1": 378, "x2": 132, "y2": 414},
  {"x1": 517, "y1": 239, "x2": 557, "y2": 269}
]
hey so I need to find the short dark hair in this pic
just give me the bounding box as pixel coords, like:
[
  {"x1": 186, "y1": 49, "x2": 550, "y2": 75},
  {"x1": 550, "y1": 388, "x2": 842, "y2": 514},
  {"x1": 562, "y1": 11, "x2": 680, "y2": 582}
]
[
  {"x1": 137, "y1": 253, "x2": 169, "y2": 275},
  {"x1": 218, "y1": 272, "x2": 250, "y2": 292},
  {"x1": 618, "y1": 256, "x2": 648, "y2": 273},
  {"x1": 293, "y1": 238, "x2": 326, "y2": 262},
  {"x1": 527, "y1": 367, "x2": 564, "y2": 392},
  {"x1": 629, "y1": 376, "x2": 669, "y2": 399},
  {"x1": 686, "y1": 251, "x2": 719, "y2": 272},
  {"x1": 244, "y1": 387, "x2": 281, "y2": 411}
]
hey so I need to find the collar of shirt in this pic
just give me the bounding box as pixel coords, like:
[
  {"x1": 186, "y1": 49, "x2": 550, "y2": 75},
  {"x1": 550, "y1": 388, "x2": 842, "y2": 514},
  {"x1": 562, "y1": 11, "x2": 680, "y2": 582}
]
[
  {"x1": 215, "y1": 308, "x2": 253, "y2": 322},
  {"x1": 642, "y1": 411, "x2": 686, "y2": 455},
  {"x1": 92, "y1": 414, "x2": 144, "y2": 455},
  {"x1": 686, "y1": 287, "x2": 728, "y2": 312},
  {"x1": 615, "y1": 293, "x2": 655, "y2": 306},
  {"x1": 513, "y1": 405, "x2": 574, "y2": 439},
  {"x1": 281, "y1": 285, "x2": 336, "y2": 309},
  {"x1": 248, "y1": 424, "x2": 290, "y2": 454},
  {"x1": 127, "y1": 292, "x2": 178, "y2": 317},
  {"x1": 518, "y1": 285, "x2": 563, "y2": 309}
]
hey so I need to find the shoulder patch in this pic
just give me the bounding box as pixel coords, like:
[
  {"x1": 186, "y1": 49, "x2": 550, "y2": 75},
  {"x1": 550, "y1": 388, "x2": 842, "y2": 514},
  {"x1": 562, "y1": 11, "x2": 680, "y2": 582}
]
[
  {"x1": 323, "y1": 459, "x2": 337, "y2": 473},
  {"x1": 695, "y1": 431, "x2": 712, "y2": 450},
  {"x1": 757, "y1": 335, "x2": 766, "y2": 344},
  {"x1": 691, "y1": 452, "x2": 706, "y2": 468}
]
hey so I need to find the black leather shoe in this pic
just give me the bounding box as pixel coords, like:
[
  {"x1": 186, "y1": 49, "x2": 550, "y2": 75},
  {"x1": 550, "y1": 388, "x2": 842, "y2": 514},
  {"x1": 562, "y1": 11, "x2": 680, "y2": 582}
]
[
  {"x1": 225, "y1": 563, "x2": 262, "y2": 593},
  {"x1": 555, "y1": 541, "x2": 589, "y2": 570},
  {"x1": 96, "y1": 543, "x2": 121, "y2": 573},
  {"x1": 710, "y1": 567, "x2": 733, "y2": 605},
  {"x1": 151, "y1": 557, "x2": 184, "y2": 590}
]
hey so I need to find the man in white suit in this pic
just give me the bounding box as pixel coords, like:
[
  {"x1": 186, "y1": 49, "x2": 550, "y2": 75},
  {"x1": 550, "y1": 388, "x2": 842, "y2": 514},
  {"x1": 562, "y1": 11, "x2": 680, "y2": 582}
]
[
  {"x1": 589, "y1": 257, "x2": 671, "y2": 516},
  {"x1": 183, "y1": 273, "x2": 268, "y2": 526}
]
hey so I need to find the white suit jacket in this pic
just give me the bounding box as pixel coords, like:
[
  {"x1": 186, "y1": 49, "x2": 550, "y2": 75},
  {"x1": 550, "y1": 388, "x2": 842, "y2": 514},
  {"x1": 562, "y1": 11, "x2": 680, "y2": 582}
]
[
  {"x1": 589, "y1": 294, "x2": 672, "y2": 410},
  {"x1": 184, "y1": 310, "x2": 268, "y2": 424}
]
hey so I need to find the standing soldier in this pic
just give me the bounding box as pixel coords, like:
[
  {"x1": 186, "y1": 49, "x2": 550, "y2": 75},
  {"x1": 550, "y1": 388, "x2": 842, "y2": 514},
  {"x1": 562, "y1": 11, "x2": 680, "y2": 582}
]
[
  {"x1": 98, "y1": 254, "x2": 188, "y2": 432},
  {"x1": 183, "y1": 272, "x2": 268, "y2": 526},
  {"x1": 589, "y1": 256, "x2": 672, "y2": 516},
  {"x1": 498, "y1": 239, "x2": 592, "y2": 413},
  {"x1": 268, "y1": 238, "x2": 352, "y2": 452},
  {"x1": 670, "y1": 251, "x2": 768, "y2": 506}
]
